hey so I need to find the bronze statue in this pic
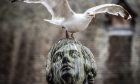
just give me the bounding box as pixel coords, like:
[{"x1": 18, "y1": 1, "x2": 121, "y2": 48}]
[{"x1": 46, "y1": 39, "x2": 97, "y2": 84}]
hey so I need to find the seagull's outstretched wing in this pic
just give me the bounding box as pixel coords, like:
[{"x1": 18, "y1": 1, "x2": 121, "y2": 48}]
[
  {"x1": 43, "y1": 0, "x2": 75, "y2": 19},
  {"x1": 85, "y1": 4, "x2": 131, "y2": 20},
  {"x1": 24, "y1": 0, "x2": 74, "y2": 19}
]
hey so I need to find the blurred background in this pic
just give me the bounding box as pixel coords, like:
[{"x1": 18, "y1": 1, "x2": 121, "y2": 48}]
[{"x1": 0, "y1": 0, "x2": 140, "y2": 84}]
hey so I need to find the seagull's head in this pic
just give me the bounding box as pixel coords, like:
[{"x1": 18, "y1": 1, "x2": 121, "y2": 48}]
[{"x1": 86, "y1": 12, "x2": 96, "y2": 18}]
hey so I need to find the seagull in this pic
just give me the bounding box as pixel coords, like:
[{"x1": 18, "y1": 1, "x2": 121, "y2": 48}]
[{"x1": 11, "y1": 0, "x2": 131, "y2": 38}]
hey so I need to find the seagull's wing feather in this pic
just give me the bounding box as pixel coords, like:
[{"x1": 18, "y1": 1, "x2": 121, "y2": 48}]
[
  {"x1": 41, "y1": 1, "x2": 54, "y2": 17},
  {"x1": 23, "y1": 0, "x2": 55, "y2": 17},
  {"x1": 85, "y1": 4, "x2": 131, "y2": 20},
  {"x1": 41, "y1": 0, "x2": 74, "y2": 19}
]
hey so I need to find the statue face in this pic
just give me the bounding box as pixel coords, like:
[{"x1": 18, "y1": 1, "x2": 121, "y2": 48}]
[{"x1": 51, "y1": 44, "x2": 85, "y2": 83}]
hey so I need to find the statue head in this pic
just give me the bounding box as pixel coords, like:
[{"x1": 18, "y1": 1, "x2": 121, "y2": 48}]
[{"x1": 46, "y1": 39, "x2": 97, "y2": 84}]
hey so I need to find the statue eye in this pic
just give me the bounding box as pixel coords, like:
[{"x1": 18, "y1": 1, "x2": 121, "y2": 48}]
[
  {"x1": 53, "y1": 52, "x2": 63, "y2": 63},
  {"x1": 69, "y1": 50, "x2": 79, "y2": 58}
]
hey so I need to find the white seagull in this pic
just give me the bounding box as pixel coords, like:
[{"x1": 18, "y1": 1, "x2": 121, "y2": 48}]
[{"x1": 12, "y1": 0, "x2": 131, "y2": 38}]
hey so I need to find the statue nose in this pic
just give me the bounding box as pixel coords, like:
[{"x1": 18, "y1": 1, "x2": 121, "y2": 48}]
[{"x1": 62, "y1": 55, "x2": 70, "y2": 63}]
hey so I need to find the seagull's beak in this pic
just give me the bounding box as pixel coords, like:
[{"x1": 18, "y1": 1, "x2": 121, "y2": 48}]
[{"x1": 89, "y1": 13, "x2": 96, "y2": 18}]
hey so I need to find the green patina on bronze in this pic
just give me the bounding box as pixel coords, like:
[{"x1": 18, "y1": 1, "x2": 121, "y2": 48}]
[{"x1": 46, "y1": 38, "x2": 97, "y2": 84}]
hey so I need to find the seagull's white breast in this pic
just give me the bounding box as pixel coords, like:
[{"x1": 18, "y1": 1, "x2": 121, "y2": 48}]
[{"x1": 62, "y1": 14, "x2": 92, "y2": 33}]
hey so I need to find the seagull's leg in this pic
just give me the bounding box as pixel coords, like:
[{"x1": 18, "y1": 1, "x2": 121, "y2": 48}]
[
  {"x1": 62, "y1": 26, "x2": 69, "y2": 38},
  {"x1": 71, "y1": 33, "x2": 74, "y2": 39},
  {"x1": 66, "y1": 30, "x2": 69, "y2": 38}
]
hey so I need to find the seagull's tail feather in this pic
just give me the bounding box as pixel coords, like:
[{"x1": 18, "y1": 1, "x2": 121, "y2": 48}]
[
  {"x1": 23, "y1": 0, "x2": 42, "y2": 3},
  {"x1": 43, "y1": 19, "x2": 62, "y2": 26}
]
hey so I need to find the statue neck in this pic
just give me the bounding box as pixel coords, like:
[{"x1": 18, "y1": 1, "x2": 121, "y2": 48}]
[{"x1": 56, "y1": 77, "x2": 84, "y2": 84}]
